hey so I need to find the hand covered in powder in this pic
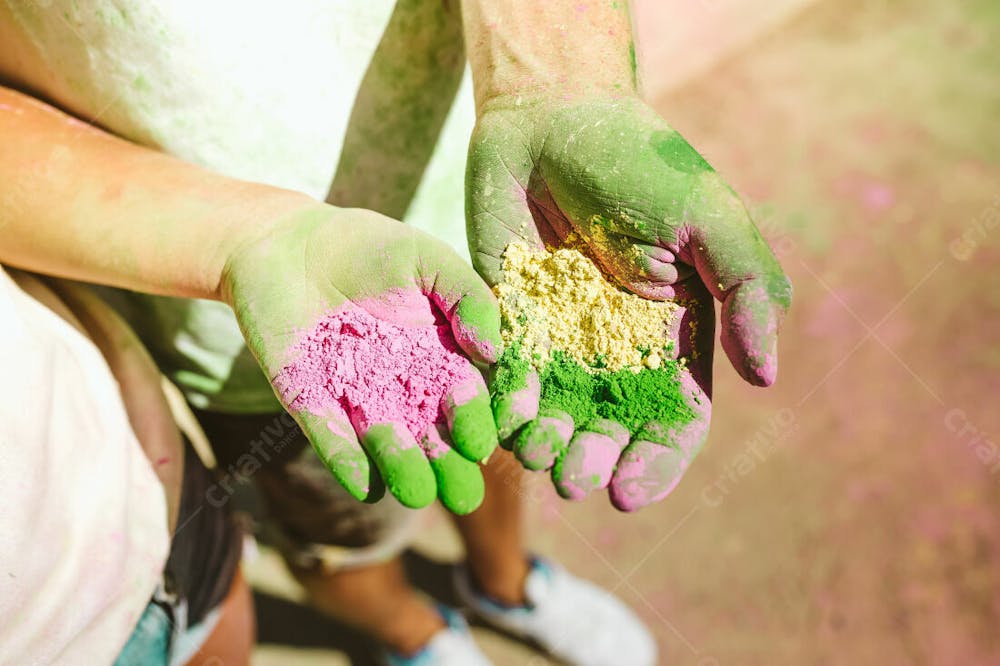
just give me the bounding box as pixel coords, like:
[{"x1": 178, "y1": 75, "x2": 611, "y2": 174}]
[
  {"x1": 466, "y1": 96, "x2": 791, "y2": 511},
  {"x1": 222, "y1": 205, "x2": 502, "y2": 514}
]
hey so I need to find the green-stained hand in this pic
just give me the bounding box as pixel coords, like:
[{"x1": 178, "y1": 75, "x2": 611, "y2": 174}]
[
  {"x1": 466, "y1": 95, "x2": 791, "y2": 511},
  {"x1": 221, "y1": 205, "x2": 502, "y2": 514}
]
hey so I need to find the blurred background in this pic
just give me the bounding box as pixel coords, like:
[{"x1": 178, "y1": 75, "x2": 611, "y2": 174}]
[{"x1": 247, "y1": 0, "x2": 1000, "y2": 662}]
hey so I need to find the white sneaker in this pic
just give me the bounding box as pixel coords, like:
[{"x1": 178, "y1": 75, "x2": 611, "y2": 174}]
[
  {"x1": 380, "y1": 604, "x2": 493, "y2": 666},
  {"x1": 454, "y1": 557, "x2": 657, "y2": 666}
]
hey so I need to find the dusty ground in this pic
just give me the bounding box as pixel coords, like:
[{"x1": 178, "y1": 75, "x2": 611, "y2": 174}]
[{"x1": 249, "y1": 0, "x2": 1000, "y2": 663}]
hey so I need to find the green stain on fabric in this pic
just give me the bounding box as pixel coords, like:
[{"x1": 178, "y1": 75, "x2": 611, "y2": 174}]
[
  {"x1": 96, "y1": 5, "x2": 127, "y2": 27},
  {"x1": 497, "y1": 349, "x2": 694, "y2": 436},
  {"x1": 651, "y1": 131, "x2": 714, "y2": 175}
]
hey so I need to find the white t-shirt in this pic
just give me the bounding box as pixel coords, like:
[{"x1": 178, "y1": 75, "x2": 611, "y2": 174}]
[
  {"x1": 1, "y1": 0, "x2": 476, "y2": 412},
  {"x1": 0, "y1": 268, "x2": 170, "y2": 664}
]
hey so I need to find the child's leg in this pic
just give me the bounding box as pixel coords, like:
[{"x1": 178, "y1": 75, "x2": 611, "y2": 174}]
[{"x1": 450, "y1": 455, "x2": 531, "y2": 605}]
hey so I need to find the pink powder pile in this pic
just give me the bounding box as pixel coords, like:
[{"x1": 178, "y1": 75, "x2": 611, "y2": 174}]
[{"x1": 275, "y1": 307, "x2": 478, "y2": 443}]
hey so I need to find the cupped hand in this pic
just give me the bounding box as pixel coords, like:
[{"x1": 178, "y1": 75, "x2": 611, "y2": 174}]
[
  {"x1": 221, "y1": 205, "x2": 503, "y2": 514},
  {"x1": 466, "y1": 95, "x2": 792, "y2": 511}
]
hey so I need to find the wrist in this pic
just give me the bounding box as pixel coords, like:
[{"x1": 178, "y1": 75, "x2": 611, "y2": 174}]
[
  {"x1": 213, "y1": 189, "x2": 329, "y2": 305},
  {"x1": 461, "y1": 0, "x2": 638, "y2": 113}
]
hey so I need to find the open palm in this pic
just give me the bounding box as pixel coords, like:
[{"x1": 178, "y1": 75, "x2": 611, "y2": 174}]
[
  {"x1": 222, "y1": 206, "x2": 502, "y2": 514},
  {"x1": 466, "y1": 96, "x2": 791, "y2": 511}
]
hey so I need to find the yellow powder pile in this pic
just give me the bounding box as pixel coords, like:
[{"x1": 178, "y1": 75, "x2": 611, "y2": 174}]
[{"x1": 494, "y1": 243, "x2": 680, "y2": 372}]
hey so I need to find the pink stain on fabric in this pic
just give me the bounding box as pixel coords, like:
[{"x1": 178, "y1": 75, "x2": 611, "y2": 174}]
[{"x1": 275, "y1": 307, "x2": 478, "y2": 442}]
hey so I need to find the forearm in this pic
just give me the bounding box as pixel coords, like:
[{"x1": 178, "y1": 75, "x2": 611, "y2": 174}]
[
  {"x1": 459, "y1": 0, "x2": 637, "y2": 111},
  {"x1": 0, "y1": 87, "x2": 313, "y2": 301},
  {"x1": 327, "y1": 0, "x2": 465, "y2": 219}
]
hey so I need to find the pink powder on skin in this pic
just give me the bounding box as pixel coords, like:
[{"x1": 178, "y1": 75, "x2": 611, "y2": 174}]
[
  {"x1": 557, "y1": 420, "x2": 628, "y2": 500},
  {"x1": 558, "y1": 432, "x2": 621, "y2": 500},
  {"x1": 512, "y1": 372, "x2": 542, "y2": 418},
  {"x1": 609, "y1": 373, "x2": 711, "y2": 511},
  {"x1": 275, "y1": 306, "x2": 479, "y2": 444}
]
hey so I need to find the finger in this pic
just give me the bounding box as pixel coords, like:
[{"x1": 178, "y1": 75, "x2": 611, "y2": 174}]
[
  {"x1": 612, "y1": 278, "x2": 679, "y2": 301},
  {"x1": 609, "y1": 439, "x2": 687, "y2": 512},
  {"x1": 513, "y1": 410, "x2": 574, "y2": 471},
  {"x1": 441, "y1": 373, "x2": 498, "y2": 462},
  {"x1": 359, "y1": 422, "x2": 436, "y2": 509},
  {"x1": 296, "y1": 411, "x2": 384, "y2": 503},
  {"x1": 465, "y1": 115, "x2": 540, "y2": 286},
  {"x1": 609, "y1": 373, "x2": 711, "y2": 511},
  {"x1": 720, "y1": 280, "x2": 787, "y2": 387},
  {"x1": 553, "y1": 419, "x2": 630, "y2": 500},
  {"x1": 685, "y1": 176, "x2": 792, "y2": 387},
  {"x1": 633, "y1": 244, "x2": 680, "y2": 282},
  {"x1": 422, "y1": 425, "x2": 485, "y2": 515},
  {"x1": 490, "y1": 365, "x2": 541, "y2": 447},
  {"x1": 590, "y1": 242, "x2": 681, "y2": 299},
  {"x1": 672, "y1": 278, "x2": 715, "y2": 395},
  {"x1": 426, "y1": 266, "x2": 504, "y2": 365}
]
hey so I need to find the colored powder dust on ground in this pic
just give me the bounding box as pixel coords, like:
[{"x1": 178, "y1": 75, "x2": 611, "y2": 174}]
[
  {"x1": 493, "y1": 243, "x2": 694, "y2": 436},
  {"x1": 274, "y1": 307, "x2": 477, "y2": 445}
]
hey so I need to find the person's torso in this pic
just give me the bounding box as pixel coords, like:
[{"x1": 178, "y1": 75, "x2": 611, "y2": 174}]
[{"x1": 1, "y1": 0, "x2": 399, "y2": 197}]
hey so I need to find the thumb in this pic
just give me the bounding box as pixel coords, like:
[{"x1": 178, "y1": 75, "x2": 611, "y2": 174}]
[
  {"x1": 685, "y1": 177, "x2": 792, "y2": 386},
  {"x1": 465, "y1": 115, "x2": 540, "y2": 286},
  {"x1": 425, "y1": 258, "x2": 504, "y2": 365}
]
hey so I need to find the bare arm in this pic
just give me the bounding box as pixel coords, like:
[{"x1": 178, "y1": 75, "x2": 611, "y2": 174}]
[
  {"x1": 0, "y1": 85, "x2": 505, "y2": 514},
  {"x1": 326, "y1": 0, "x2": 466, "y2": 218},
  {"x1": 0, "y1": 86, "x2": 311, "y2": 300}
]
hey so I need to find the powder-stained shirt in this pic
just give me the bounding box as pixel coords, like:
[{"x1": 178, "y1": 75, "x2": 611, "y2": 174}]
[
  {"x1": 0, "y1": 0, "x2": 474, "y2": 412},
  {"x1": 0, "y1": 268, "x2": 170, "y2": 664}
]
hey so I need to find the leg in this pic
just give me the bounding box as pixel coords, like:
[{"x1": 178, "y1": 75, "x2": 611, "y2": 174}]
[
  {"x1": 451, "y1": 454, "x2": 659, "y2": 666},
  {"x1": 290, "y1": 558, "x2": 444, "y2": 656},
  {"x1": 450, "y1": 454, "x2": 530, "y2": 605}
]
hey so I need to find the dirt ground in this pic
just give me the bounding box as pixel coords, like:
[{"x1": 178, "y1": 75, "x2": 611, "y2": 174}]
[{"x1": 248, "y1": 0, "x2": 1000, "y2": 663}]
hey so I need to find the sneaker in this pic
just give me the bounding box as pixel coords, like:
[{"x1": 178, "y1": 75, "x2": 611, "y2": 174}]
[
  {"x1": 380, "y1": 604, "x2": 493, "y2": 666},
  {"x1": 454, "y1": 557, "x2": 657, "y2": 666}
]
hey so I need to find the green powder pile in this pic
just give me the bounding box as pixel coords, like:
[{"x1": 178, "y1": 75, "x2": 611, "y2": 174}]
[
  {"x1": 491, "y1": 343, "x2": 534, "y2": 396},
  {"x1": 494, "y1": 345, "x2": 694, "y2": 437}
]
